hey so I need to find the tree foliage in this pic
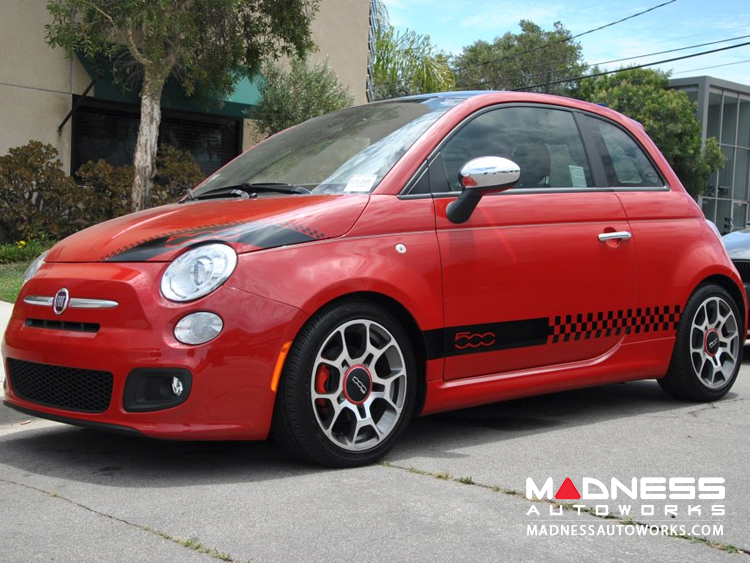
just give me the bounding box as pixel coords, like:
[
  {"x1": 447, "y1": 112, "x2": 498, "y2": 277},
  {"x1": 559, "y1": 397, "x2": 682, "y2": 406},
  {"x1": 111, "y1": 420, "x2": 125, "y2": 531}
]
[
  {"x1": 372, "y1": 25, "x2": 455, "y2": 100},
  {"x1": 252, "y1": 58, "x2": 354, "y2": 136},
  {"x1": 575, "y1": 68, "x2": 724, "y2": 197},
  {"x1": 46, "y1": 0, "x2": 319, "y2": 211},
  {"x1": 452, "y1": 20, "x2": 586, "y2": 95},
  {"x1": 369, "y1": 0, "x2": 453, "y2": 100}
]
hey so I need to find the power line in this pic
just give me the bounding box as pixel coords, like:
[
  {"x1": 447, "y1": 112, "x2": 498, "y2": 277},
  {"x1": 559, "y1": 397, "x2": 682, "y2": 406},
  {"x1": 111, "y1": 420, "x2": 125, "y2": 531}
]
[
  {"x1": 512, "y1": 39, "x2": 750, "y2": 91},
  {"x1": 583, "y1": 24, "x2": 750, "y2": 59},
  {"x1": 570, "y1": 0, "x2": 676, "y2": 41},
  {"x1": 589, "y1": 34, "x2": 750, "y2": 67},
  {"x1": 672, "y1": 58, "x2": 750, "y2": 75},
  {"x1": 499, "y1": 34, "x2": 750, "y2": 86},
  {"x1": 467, "y1": 0, "x2": 677, "y2": 68}
]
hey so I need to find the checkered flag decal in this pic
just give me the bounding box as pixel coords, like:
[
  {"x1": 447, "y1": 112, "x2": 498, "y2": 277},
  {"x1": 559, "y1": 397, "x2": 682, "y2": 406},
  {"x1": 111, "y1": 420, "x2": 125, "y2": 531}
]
[
  {"x1": 549, "y1": 305, "x2": 681, "y2": 344},
  {"x1": 279, "y1": 220, "x2": 326, "y2": 240}
]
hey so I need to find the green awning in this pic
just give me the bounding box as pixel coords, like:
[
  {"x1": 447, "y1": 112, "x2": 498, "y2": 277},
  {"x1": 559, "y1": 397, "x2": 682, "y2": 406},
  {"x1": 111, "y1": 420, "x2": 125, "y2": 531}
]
[{"x1": 76, "y1": 53, "x2": 262, "y2": 119}]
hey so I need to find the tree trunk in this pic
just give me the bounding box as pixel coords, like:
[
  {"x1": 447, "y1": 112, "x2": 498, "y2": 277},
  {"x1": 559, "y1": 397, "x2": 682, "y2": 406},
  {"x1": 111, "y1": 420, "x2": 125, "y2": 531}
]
[{"x1": 131, "y1": 73, "x2": 164, "y2": 212}]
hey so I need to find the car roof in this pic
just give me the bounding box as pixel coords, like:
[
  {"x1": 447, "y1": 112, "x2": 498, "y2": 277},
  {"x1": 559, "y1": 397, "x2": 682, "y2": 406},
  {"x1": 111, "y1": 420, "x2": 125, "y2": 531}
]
[{"x1": 382, "y1": 90, "x2": 640, "y2": 127}]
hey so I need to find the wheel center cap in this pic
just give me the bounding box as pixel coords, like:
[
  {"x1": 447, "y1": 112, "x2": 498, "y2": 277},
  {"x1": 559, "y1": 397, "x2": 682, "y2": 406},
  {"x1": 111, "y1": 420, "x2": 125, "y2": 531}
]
[
  {"x1": 705, "y1": 329, "x2": 720, "y2": 357},
  {"x1": 343, "y1": 366, "x2": 372, "y2": 405}
]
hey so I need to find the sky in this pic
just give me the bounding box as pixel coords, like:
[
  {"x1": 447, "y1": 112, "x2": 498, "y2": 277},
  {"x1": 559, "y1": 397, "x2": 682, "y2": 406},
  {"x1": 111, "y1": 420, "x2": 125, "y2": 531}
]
[{"x1": 383, "y1": 0, "x2": 750, "y2": 85}]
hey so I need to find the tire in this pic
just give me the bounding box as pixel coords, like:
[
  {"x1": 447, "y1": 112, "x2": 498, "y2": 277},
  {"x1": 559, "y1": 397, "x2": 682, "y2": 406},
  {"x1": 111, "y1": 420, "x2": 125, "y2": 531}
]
[
  {"x1": 659, "y1": 283, "x2": 743, "y2": 401},
  {"x1": 272, "y1": 300, "x2": 417, "y2": 467}
]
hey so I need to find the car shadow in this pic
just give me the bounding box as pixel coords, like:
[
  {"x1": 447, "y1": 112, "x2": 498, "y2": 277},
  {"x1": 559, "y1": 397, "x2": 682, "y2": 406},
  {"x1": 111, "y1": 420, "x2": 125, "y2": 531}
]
[
  {"x1": 391, "y1": 379, "x2": 729, "y2": 461},
  {"x1": 0, "y1": 346, "x2": 746, "y2": 487}
]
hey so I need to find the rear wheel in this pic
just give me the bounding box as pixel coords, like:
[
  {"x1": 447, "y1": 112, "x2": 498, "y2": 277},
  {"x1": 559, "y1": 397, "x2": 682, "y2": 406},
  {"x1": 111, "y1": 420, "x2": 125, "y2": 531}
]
[
  {"x1": 659, "y1": 284, "x2": 742, "y2": 401},
  {"x1": 273, "y1": 301, "x2": 416, "y2": 467}
]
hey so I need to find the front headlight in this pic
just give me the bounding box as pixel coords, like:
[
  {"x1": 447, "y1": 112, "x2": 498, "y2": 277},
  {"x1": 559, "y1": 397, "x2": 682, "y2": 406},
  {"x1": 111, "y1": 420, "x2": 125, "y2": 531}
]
[
  {"x1": 22, "y1": 251, "x2": 49, "y2": 285},
  {"x1": 160, "y1": 244, "x2": 238, "y2": 302}
]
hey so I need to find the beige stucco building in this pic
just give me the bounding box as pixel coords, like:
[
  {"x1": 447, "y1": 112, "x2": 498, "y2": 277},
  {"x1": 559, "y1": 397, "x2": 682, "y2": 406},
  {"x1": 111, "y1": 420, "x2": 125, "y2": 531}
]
[{"x1": 0, "y1": 0, "x2": 372, "y2": 175}]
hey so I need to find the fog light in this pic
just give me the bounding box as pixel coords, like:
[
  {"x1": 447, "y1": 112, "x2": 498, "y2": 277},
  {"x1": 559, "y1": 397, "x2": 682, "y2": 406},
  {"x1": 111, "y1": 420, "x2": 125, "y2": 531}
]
[
  {"x1": 172, "y1": 376, "x2": 184, "y2": 396},
  {"x1": 174, "y1": 312, "x2": 223, "y2": 345},
  {"x1": 123, "y1": 368, "x2": 192, "y2": 412}
]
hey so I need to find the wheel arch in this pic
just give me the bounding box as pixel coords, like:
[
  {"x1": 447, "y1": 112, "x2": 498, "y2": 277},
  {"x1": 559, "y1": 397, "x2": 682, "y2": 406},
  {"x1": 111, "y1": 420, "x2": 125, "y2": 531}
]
[
  {"x1": 695, "y1": 274, "x2": 747, "y2": 334},
  {"x1": 280, "y1": 290, "x2": 430, "y2": 417}
]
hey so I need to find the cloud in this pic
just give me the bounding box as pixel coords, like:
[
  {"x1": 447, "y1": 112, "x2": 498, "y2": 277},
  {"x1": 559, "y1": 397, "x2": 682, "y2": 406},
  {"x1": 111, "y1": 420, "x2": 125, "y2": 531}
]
[{"x1": 460, "y1": 5, "x2": 565, "y2": 31}]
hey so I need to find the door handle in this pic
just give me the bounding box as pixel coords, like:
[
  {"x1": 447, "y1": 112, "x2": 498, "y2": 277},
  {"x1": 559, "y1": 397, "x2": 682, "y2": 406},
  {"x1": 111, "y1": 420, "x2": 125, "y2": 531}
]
[{"x1": 598, "y1": 231, "x2": 632, "y2": 242}]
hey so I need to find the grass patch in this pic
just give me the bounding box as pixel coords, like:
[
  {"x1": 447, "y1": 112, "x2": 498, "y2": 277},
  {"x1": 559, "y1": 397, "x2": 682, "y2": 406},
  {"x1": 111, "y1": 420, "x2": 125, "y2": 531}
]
[
  {"x1": 0, "y1": 261, "x2": 30, "y2": 303},
  {"x1": 161, "y1": 536, "x2": 233, "y2": 562},
  {"x1": 0, "y1": 239, "x2": 54, "y2": 303},
  {"x1": 0, "y1": 239, "x2": 54, "y2": 264}
]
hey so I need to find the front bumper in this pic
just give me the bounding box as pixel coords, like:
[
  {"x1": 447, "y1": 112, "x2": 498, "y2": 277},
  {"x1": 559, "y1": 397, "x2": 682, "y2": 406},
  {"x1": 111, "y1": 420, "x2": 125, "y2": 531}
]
[{"x1": 2, "y1": 261, "x2": 307, "y2": 440}]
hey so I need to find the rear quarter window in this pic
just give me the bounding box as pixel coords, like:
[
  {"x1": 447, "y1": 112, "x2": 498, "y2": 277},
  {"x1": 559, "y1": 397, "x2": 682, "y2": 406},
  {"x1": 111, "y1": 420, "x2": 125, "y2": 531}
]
[{"x1": 587, "y1": 116, "x2": 664, "y2": 188}]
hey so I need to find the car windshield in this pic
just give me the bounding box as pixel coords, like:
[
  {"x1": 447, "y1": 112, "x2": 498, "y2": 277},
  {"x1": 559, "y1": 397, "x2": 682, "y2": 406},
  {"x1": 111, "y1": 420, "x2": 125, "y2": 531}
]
[{"x1": 193, "y1": 96, "x2": 465, "y2": 196}]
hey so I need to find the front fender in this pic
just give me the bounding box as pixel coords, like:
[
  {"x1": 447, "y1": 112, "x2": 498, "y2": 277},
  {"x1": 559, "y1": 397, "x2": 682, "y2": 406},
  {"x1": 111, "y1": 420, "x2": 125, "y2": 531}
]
[{"x1": 226, "y1": 232, "x2": 444, "y2": 333}]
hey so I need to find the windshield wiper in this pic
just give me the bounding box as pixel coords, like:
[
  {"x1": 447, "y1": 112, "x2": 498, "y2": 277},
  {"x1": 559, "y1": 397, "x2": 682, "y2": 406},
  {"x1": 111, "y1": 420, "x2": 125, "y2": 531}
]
[
  {"x1": 182, "y1": 186, "x2": 196, "y2": 202},
  {"x1": 191, "y1": 182, "x2": 312, "y2": 201}
]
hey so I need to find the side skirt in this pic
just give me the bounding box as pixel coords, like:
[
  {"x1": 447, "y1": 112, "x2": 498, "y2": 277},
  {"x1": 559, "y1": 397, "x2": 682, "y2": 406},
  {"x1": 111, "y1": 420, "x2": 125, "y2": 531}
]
[{"x1": 420, "y1": 337, "x2": 675, "y2": 416}]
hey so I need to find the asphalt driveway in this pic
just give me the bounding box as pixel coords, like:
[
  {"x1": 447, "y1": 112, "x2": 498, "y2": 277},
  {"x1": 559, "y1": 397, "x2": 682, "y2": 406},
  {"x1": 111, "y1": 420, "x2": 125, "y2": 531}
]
[{"x1": 1, "y1": 300, "x2": 749, "y2": 562}]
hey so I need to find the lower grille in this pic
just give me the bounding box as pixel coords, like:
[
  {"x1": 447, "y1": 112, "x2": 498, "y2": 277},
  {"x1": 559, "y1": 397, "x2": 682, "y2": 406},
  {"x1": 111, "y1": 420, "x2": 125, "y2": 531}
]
[
  {"x1": 7, "y1": 359, "x2": 113, "y2": 413},
  {"x1": 733, "y1": 260, "x2": 750, "y2": 283},
  {"x1": 25, "y1": 319, "x2": 100, "y2": 333}
]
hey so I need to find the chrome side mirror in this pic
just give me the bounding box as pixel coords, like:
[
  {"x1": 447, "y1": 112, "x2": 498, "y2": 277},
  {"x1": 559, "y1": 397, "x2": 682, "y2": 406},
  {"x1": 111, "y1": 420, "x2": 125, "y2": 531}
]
[{"x1": 446, "y1": 157, "x2": 520, "y2": 224}]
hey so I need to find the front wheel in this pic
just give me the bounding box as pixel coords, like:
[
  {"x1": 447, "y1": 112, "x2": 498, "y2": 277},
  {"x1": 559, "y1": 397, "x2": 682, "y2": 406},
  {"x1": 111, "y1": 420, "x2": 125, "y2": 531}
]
[
  {"x1": 272, "y1": 301, "x2": 416, "y2": 467},
  {"x1": 659, "y1": 284, "x2": 743, "y2": 401}
]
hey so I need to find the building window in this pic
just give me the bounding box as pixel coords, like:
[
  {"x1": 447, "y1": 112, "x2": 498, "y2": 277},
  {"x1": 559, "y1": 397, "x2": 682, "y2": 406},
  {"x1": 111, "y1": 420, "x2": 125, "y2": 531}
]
[
  {"x1": 722, "y1": 92, "x2": 739, "y2": 146},
  {"x1": 739, "y1": 97, "x2": 750, "y2": 148},
  {"x1": 71, "y1": 97, "x2": 242, "y2": 177},
  {"x1": 685, "y1": 84, "x2": 750, "y2": 234},
  {"x1": 707, "y1": 91, "x2": 722, "y2": 141}
]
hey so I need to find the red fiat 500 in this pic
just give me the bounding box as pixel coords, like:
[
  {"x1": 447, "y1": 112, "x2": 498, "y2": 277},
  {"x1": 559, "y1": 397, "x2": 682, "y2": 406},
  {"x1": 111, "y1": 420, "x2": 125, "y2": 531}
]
[{"x1": 3, "y1": 92, "x2": 745, "y2": 467}]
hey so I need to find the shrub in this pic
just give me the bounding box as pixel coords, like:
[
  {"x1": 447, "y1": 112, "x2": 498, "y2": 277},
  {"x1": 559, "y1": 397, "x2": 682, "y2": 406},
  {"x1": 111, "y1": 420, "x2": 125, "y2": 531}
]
[
  {"x1": 0, "y1": 141, "x2": 204, "y2": 244},
  {"x1": 0, "y1": 141, "x2": 84, "y2": 243},
  {"x1": 0, "y1": 239, "x2": 56, "y2": 264},
  {"x1": 152, "y1": 145, "x2": 205, "y2": 205},
  {"x1": 252, "y1": 57, "x2": 354, "y2": 136},
  {"x1": 75, "y1": 159, "x2": 133, "y2": 224},
  {"x1": 77, "y1": 145, "x2": 204, "y2": 216}
]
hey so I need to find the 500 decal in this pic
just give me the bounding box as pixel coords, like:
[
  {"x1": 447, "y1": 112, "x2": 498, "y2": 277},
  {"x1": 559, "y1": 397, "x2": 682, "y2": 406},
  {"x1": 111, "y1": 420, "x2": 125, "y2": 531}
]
[{"x1": 454, "y1": 331, "x2": 496, "y2": 349}]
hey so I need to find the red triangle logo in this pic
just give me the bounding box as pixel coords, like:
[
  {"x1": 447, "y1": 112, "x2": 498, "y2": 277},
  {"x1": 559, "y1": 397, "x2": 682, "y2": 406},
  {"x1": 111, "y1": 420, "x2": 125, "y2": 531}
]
[{"x1": 555, "y1": 478, "x2": 581, "y2": 500}]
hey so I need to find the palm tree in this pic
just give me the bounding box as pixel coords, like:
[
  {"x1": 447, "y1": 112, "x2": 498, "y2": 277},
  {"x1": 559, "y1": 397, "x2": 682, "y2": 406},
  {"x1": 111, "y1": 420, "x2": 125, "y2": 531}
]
[{"x1": 370, "y1": 0, "x2": 455, "y2": 100}]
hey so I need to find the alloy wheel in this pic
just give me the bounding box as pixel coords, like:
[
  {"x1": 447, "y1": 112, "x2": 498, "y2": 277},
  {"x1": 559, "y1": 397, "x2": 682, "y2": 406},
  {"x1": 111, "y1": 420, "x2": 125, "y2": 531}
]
[
  {"x1": 310, "y1": 319, "x2": 408, "y2": 451},
  {"x1": 689, "y1": 296, "x2": 740, "y2": 389}
]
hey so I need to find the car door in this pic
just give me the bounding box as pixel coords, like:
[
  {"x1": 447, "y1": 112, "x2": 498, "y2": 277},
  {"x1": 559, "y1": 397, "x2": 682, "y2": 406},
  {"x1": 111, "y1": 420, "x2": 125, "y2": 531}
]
[
  {"x1": 580, "y1": 114, "x2": 698, "y2": 346},
  {"x1": 432, "y1": 104, "x2": 637, "y2": 380}
]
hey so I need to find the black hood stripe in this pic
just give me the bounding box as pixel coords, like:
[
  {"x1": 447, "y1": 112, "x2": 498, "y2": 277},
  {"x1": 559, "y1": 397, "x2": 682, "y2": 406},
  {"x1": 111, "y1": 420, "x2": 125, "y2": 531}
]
[{"x1": 105, "y1": 221, "x2": 325, "y2": 262}]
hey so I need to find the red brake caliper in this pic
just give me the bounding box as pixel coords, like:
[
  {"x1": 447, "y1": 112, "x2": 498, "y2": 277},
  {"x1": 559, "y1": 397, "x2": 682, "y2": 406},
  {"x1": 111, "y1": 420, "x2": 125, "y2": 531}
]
[{"x1": 315, "y1": 365, "x2": 330, "y2": 411}]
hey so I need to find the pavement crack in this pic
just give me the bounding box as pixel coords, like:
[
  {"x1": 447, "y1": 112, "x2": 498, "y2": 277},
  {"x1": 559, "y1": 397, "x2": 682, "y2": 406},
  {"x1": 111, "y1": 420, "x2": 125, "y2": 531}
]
[
  {"x1": 0, "y1": 477, "x2": 249, "y2": 562},
  {"x1": 379, "y1": 461, "x2": 749, "y2": 556},
  {"x1": 688, "y1": 403, "x2": 719, "y2": 418}
]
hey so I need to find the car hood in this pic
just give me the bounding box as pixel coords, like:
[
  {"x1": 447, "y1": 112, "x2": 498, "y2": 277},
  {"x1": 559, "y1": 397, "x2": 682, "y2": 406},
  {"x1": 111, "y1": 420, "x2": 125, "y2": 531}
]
[
  {"x1": 723, "y1": 228, "x2": 750, "y2": 260},
  {"x1": 46, "y1": 195, "x2": 368, "y2": 263}
]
